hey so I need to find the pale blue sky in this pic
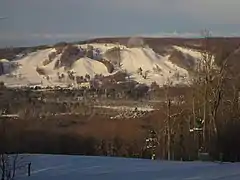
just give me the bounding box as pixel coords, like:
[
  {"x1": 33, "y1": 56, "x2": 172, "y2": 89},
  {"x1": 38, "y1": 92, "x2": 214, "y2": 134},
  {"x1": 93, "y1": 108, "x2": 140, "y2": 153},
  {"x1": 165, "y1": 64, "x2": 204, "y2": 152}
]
[{"x1": 1, "y1": 0, "x2": 240, "y2": 47}]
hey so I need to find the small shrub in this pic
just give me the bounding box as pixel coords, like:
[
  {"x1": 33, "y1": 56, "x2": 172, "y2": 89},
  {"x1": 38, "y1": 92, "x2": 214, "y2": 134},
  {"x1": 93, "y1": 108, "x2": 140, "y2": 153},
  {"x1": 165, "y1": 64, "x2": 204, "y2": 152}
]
[
  {"x1": 48, "y1": 52, "x2": 57, "y2": 61},
  {"x1": 59, "y1": 45, "x2": 80, "y2": 68},
  {"x1": 36, "y1": 66, "x2": 46, "y2": 75},
  {"x1": 0, "y1": 81, "x2": 5, "y2": 89},
  {"x1": 100, "y1": 60, "x2": 114, "y2": 73}
]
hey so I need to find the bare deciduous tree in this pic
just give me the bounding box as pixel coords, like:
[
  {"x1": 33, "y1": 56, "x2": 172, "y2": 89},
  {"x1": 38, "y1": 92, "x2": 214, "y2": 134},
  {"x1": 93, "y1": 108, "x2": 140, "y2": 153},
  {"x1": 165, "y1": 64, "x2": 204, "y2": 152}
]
[
  {"x1": 0, "y1": 154, "x2": 28, "y2": 180},
  {"x1": 142, "y1": 70, "x2": 150, "y2": 79},
  {"x1": 0, "y1": 114, "x2": 29, "y2": 180},
  {"x1": 192, "y1": 29, "x2": 240, "y2": 154}
]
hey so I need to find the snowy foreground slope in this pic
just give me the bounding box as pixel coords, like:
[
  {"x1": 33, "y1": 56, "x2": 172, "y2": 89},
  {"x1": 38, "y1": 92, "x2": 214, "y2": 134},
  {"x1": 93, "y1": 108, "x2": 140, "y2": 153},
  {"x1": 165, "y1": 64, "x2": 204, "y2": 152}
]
[
  {"x1": 16, "y1": 154, "x2": 240, "y2": 180},
  {"x1": 0, "y1": 43, "x2": 202, "y2": 87}
]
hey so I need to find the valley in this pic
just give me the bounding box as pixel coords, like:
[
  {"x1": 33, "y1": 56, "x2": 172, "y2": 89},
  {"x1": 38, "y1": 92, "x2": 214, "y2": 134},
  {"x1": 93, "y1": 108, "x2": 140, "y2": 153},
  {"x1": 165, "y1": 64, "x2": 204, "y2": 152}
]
[{"x1": 1, "y1": 37, "x2": 240, "y2": 162}]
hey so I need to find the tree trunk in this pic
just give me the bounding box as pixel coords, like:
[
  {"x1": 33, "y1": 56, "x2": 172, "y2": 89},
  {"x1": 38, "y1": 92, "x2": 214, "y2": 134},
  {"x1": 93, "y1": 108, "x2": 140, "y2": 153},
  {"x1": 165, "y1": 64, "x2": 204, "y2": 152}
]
[
  {"x1": 167, "y1": 99, "x2": 171, "y2": 160},
  {"x1": 203, "y1": 82, "x2": 208, "y2": 150},
  {"x1": 1, "y1": 155, "x2": 5, "y2": 180}
]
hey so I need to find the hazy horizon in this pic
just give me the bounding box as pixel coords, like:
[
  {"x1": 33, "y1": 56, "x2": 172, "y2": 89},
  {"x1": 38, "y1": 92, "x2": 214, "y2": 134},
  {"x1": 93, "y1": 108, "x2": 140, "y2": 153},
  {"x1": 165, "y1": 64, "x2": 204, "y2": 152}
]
[{"x1": 1, "y1": 0, "x2": 240, "y2": 47}]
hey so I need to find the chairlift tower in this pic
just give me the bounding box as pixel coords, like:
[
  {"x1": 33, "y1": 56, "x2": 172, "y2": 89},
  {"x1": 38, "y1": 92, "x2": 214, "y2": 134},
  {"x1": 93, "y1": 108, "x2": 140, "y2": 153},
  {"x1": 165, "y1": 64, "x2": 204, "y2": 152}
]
[
  {"x1": 189, "y1": 117, "x2": 206, "y2": 158},
  {"x1": 145, "y1": 130, "x2": 158, "y2": 160}
]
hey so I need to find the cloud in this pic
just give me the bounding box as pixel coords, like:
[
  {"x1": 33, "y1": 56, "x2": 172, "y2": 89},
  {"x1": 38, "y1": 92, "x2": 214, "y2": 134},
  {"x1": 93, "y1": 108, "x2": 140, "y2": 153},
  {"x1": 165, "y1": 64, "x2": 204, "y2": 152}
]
[
  {"x1": 137, "y1": 32, "x2": 201, "y2": 38},
  {"x1": 0, "y1": 32, "x2": 194, "y2": 41},
  {"x1": 0, "y1": 31, "x2": 237, "y2": 43},
  {"x1": 1, "y1": 30, "x2": 240, "y2": 48},
  {"x1": 0, "y1": 33, "x2": 97, "y2": 40},
  {"x1": 30, "y1": 33, "x2": 97, "y2": 39},
  {"x1": 181, "y1": 0, "x2": 240, "y2": 24},
  {"x1": 1, "y1": 0, "x2": 240, "y2": 48},
  {"x1": 94, "y1": 0, "x2": 240, "y2": 24},
  {"x1": 0, "y1": 17, "x2": 7, "y2": 20}
]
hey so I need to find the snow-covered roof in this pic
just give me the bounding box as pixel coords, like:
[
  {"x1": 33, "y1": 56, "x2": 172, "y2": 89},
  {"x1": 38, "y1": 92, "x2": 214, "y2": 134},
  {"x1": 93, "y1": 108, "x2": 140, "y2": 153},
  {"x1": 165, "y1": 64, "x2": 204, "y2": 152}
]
[{"x1": 0, "y1": 59, "x2": 10, "y2": 63}]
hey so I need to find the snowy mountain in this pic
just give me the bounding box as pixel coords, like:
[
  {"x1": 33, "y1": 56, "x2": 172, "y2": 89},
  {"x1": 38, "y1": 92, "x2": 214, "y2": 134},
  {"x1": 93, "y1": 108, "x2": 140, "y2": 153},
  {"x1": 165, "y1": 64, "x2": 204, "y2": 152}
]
[{"x1": 0, "y1": 42, "x2": 202, "y2": 88}]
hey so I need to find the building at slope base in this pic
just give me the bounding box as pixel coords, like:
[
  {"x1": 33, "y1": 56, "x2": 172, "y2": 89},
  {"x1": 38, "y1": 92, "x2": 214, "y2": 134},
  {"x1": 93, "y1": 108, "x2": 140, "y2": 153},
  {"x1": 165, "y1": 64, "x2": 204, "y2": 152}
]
[
  {"x1": 0, "y1": 62, "x2": 3, "y2": 75},
  {"x1": 78, "y1": 82, "x2": 91, "y2": 89},
  {"x1": 0, "y1": 59, "x2": 11, "y2": 75}
]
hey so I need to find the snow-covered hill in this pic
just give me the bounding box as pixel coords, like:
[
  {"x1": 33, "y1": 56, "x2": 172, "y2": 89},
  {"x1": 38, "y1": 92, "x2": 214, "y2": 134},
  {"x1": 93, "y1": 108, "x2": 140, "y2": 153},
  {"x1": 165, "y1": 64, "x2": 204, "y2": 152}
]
[
  {"x1": 16, "y1": 154, "x2": 240, "y2": 180},
  {"x1": 0, "y1": 43, "x2": 201, "y2": 88}
]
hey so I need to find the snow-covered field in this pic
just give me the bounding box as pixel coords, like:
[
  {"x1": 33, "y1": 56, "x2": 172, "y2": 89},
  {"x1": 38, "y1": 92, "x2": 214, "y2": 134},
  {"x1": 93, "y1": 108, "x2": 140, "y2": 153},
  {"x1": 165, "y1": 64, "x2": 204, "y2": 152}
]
[
  {"x1": 94, "y1": 105, "x2": 155, "y2": 112},
  {"x1": 0, "y1": 43, "x2": 201, "y2": 88},
  {"x1": 16, "y1": 154, "x2": 240, "y2": 180}
]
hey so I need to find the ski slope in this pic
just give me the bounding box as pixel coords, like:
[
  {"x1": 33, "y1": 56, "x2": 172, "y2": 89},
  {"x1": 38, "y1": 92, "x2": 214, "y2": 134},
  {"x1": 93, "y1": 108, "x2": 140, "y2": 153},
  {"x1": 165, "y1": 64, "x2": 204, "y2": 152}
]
[
  {"x1": 16, "y1": 154, "x2": 240, "y2": 180},
  {"x1": 0, "y1": 43, "x2": 198, "y2": 87},
  {"x1": 72, "y1": 57, "x2": 109, "y2": 78},
  {"x1": 173, "y1": 46, "x2": 202, "y2": 60},
  {"x1": 121, "y1": 47, "x2": 189, "y2": 85}
]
